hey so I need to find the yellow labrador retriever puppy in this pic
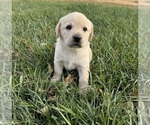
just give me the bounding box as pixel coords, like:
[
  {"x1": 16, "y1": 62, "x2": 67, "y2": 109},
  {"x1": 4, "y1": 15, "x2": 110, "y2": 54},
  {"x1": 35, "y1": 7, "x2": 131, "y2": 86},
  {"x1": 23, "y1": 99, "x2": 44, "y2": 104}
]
[{"x1": 51, "y1": 12, "x2": 93, "y2": 90}]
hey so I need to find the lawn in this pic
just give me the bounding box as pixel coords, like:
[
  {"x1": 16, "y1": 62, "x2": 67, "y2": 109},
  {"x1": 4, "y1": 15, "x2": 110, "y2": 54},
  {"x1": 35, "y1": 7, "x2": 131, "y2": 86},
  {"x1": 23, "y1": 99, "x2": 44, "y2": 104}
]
[{"x1": 12, "y1": 0, "x2": 138, "y2": 124}]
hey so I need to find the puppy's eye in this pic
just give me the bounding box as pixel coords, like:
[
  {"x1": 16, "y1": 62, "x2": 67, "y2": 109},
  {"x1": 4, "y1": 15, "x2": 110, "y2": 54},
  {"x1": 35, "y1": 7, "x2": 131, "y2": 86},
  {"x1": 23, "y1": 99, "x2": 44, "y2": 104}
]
[
  {"x1": 66, "y1": 25, "x2": 72, "y2": 30},
  {"x1": 83, "y1": 27, "x2": 87, "y2": 31}
]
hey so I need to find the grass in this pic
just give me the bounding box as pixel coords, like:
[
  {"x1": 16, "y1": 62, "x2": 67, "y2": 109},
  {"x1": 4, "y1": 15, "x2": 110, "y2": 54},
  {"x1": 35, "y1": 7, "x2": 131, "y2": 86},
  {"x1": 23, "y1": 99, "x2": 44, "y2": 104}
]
[{"x1": 12, "y1": 0, "x2": 138, "y2": 124}]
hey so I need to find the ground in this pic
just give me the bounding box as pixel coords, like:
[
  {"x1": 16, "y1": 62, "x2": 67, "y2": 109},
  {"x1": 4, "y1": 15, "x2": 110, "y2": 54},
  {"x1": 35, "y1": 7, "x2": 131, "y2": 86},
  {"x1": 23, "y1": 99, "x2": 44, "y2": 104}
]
[
  {"x1": 58, "y1": 0, "x2": 150, "y2": 6},
  {"x1": 12, "y1": 0, "x2": 139, "y2": 124}
]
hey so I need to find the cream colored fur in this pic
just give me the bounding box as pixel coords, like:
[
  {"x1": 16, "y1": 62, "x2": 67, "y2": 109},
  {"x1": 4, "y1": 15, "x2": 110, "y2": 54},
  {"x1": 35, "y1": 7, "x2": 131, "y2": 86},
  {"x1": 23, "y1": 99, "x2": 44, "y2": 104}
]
[{"x1": 51, "y1": 12, "x2": 93, "y2": 90}]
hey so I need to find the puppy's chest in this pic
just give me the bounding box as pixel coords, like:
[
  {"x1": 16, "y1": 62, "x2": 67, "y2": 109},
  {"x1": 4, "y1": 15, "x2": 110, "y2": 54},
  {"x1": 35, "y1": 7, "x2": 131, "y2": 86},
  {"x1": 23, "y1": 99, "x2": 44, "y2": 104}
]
[
  {"x1": 63, "y1": 54, "x2": 79, "y2": 70},
  {"x1": 64, "y1": 61, "x2": 77, "y2": 70}
]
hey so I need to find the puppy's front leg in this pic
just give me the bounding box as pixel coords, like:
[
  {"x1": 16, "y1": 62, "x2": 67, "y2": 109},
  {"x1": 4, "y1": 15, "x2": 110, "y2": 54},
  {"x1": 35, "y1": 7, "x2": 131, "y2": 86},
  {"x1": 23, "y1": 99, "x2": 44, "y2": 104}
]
[
  {"x1": 78, "y1": 66, "x2": 89, "y2": 90},
  {"x1": 51, "y1": 61, "x2": 63, "y2": 82}
]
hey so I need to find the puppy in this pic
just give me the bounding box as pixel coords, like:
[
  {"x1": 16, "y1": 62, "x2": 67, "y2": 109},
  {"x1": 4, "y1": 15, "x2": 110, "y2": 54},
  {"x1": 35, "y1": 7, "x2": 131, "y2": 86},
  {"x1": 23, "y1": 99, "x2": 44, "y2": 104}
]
[{"x1": 51, "y1": 12, "x2": 93, "y2": 90}]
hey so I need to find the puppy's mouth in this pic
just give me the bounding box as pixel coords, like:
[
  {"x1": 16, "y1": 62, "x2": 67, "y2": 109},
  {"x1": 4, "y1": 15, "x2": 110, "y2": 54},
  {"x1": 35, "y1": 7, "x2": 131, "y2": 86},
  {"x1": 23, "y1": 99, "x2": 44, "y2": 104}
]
[
  {"x1": 69, "y1": 43, "x2": 82, "y2": 48},
  {"x1": 68, "y1": 34, "x2": 82, "y2": 48}
]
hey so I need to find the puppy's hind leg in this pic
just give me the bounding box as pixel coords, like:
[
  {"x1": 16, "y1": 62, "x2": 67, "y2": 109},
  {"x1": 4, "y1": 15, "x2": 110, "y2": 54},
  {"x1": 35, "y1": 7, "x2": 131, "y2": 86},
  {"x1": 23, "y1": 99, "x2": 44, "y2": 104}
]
[{"x1": 51, "y1": 61, "x2": 63, "y2": 82}]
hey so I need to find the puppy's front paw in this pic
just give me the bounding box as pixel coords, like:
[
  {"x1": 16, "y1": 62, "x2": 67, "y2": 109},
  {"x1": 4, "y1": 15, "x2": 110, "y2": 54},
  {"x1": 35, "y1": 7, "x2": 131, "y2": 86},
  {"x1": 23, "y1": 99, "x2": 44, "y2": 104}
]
[
  {"x1": 79, "y1": 81, "x2": 88, "y2": 92},
  {"x1": 51, "y1": 78, "x2": 57, "y2": 83},
  {"x1": 51, "y1": 76, "x2": 60, "y2": 83},
  {"x1": 51, "y1": 72, "x2": 62, "y2": 83}
]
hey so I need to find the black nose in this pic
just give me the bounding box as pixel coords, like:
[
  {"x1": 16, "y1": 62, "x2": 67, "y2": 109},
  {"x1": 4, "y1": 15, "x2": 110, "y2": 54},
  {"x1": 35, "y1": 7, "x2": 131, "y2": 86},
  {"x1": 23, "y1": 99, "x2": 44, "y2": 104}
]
[{"x1": 73, "y1": 35, "x2": 82, "y2": 42}]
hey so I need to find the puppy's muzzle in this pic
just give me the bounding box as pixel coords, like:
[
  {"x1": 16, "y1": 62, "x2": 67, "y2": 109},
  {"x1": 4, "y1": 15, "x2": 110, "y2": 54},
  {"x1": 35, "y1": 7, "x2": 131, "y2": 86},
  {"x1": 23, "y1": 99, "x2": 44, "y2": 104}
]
[
  {"x1": 72, "y1": 34, "x2": 82, "y2": 47},
  {"x1": 73, "y1": 35, "x2": 82, "y2": 42}
]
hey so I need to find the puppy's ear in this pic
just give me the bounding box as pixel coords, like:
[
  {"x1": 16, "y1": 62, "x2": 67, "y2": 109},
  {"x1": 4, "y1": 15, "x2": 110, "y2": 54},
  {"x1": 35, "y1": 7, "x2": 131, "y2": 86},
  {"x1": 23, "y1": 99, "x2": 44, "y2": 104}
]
[
  {"x1": 88, "y1": 23, "x2": 94, "y2": 41},
  {"x1": 55, "y1": 20, "x2": 61, "y2": 38}
]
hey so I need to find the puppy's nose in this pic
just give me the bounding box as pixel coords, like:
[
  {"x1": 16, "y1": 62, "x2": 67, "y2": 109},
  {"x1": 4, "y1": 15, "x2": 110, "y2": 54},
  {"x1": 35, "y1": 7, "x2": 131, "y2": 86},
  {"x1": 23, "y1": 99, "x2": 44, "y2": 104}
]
[{"x1": 73, "y1": 35, "x2": 82, "y2": 42}]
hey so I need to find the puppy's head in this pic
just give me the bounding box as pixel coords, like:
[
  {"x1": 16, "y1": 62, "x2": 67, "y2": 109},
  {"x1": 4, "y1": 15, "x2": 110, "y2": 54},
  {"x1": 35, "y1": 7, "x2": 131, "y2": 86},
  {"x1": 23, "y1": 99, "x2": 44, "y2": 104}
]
[{"x1": 56, "y1": 12, "x2": 93, "y2": 48}]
